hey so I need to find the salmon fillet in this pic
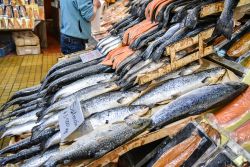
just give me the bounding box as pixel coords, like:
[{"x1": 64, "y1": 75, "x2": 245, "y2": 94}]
[{"x1": 215, "y1": 87, "x2": 250, "y2": 125}]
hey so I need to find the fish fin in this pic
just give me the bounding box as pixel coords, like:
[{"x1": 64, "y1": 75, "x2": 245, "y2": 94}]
[
  {"x1": 117, "y1": 97, "x2": 126, "y2": 104},
  {"x1": 156, "y1": 99, "x2": 172, "y2": 105},
  {"x1": 201, "y1": 77, "x2": 219, "y2": 84},
  {"x1": 31, "y1": 125, "x2": 43, "y2": 141}
]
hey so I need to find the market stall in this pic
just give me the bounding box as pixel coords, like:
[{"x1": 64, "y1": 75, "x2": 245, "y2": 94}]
[{"x1": 0, "y1": 0, "x2": 249, "y2": 166}]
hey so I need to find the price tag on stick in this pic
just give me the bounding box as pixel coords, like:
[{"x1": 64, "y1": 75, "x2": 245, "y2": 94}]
[
  {"x1": 59, "y1": 99, "x2": 85, "y2": 140},
  {"x1": 80, "y1": 50, "x2": 104, "y2": 64}
]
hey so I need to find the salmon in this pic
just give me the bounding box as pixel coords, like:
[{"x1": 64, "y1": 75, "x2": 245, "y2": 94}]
[
  {"x1": 167, "y1": 136, "x2": 202, "y2": 167},
  {"x1": 129, "y1": 23, "x2": 157, "y2": 45},
  {"x1": 102, "y1": 46, "x2": 131, "y2": 65},
  {"x1": 149, "y1": 0, "x2": 172, "y2": 21},
  {"x1": 214, "y1": 87, "x2": 250, "y2": 126},
  {"x1": 154, "y1": 0, "x2": 172, "y2": 21},
  {"x1": 152, "y1": 134, "x2": 201, "y2": 167},
  {"x1": 227, "y1": 32, "x2": 250, "y2": 57},
  {"x1": 126, "y1": 20, "x2": 151, "y2": 44},
  {"x1": 103, "y1": 46, "x2": 124, "y2": 62},
  {"x1": 102, "y1": 46, "x2": 130, "y2": 65},
  {"x1": 145, "y1": 1, "x2": 153, "y2": 19},
  {"x1": 112, "y1": 50, "x2": 135, "y2": 69},
  {"x1": 231, "y1": 120, "x2": 250, "y2": 144},
  {"x1": 123, "y1": 20, "x2": 149, "y2": 45}
]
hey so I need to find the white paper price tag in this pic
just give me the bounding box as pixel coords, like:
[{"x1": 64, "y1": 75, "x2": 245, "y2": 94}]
[
  {"x1": 59, "y1": 99, "x2": 84, "y2": 140},
  {"x1": 80, "y1": 50, "x2": 103, "y2": 64}
]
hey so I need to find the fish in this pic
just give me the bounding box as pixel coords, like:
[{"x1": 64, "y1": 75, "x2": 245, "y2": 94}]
[
  {"x1": 136, "y1": 29, "x2": 166, "y2": 50},
  {"x1": 152, "y1": 134, "x2": 202, "y2": 167},
  {"x1": 0, "y1": 145, "x2": 41, "y2": 166},
  {"x1": 130, "y1": 26, "x2": 160, "y2": 50},
  {"x1": 7, "y1": 84, "x2": 40, "y2": 102},
  {"x1": 227, "y1": 32, "x2": 250, "y2": 57},
  {"x1": 214, "y1": 19, "x2": 250, "y2": 57},
  {"x1": 120, "y1": 59, "x2": 152, "y2": 82},
  {"x1": 213, "y1": 0, "x2": 240, "y2": 39},
  {"x1": 154, "y1": 61, "x2": 201, "y2": 84},
  {"x1": 43, "y1": 105, "x2": 150, "y2": 150},
  {"x1": 205, "y1": 152, "x2": 237, "y2": 167},
  {"x1": 44, "y1": 56, "x2": 82, "y2": 80},
  {"x1": 4, "y1": 107, "x2": 44, "y2": 128},
  {"x1": 38, "y1": 81, "x2": 120, "y2": 119},
  {"x1": 80, "y1": 90, "x2": 142, "y2": 118},
  {"x1": 181, "y1": 137, "x2": 213, "y2": 167},
  {"x1": 110, "y1": 17, "x2": 135, "y2": 35},
  {"x1": 151, "y1": 82, "x2": 248, "y2": 130},
  {"x1": 82, "y1": 105, "x2": 150, "y2": 132},
  {"x1": 51, "y1": 73, "x2": 114, "y2": 103},
  {"x1": 20, "y1": 147, "x2": 59, "y2": 167},
  {"x1": 40, "y1": 58, "x2": 102, "y2": 90},
  {"x1": 115, "y1": 50, "x2": 142, "y2": 74},
  {"x1": 0, "y1": 103, "x2": 39, "y2": 121},
  {"x1": 214, "y1": 87, "x2": 250, "y2": 130},
  {"x1": 150, "y1": 27, "x2": 190, "y2": 61},
  {"x1": 43, "y1": 131, "x2": 61, "y2": 150},
  {"x1": 141, "y1": 23, "x2": 181, "y2": 60},
  {"x1": 231, "y1": 120, "x2": 250, "y2": 151},
  {"x1": 43, "y1": 64, "x2": 112, "y2": 95},
  {"x1": 32, "y1": 112, "x2": 60, "y2": 140},
  {"x1": 100, "y1": 38, "x2": 122, "y2": 54},
  {"x1": 1, "y1": 121, "x2": 37, "y2": 138},
  {"x1": 121, "y1": 58, "x2": 170, "y2": 88},
  {"x1": 170, "y1": 0, "x2": 200, "y2": 24},
  {"x1": 97, "y1": 36, "x2": 121, "y2": 49},
  {"x1": 0, "y1": 89, "x2": 46, "y2": 113},
  {"x1": 132, "y1": 67, "x2": 226, "y2": 107},
  {"x1": 103, "y1": 42, "x2": 123, "y2": 56},
  {"x1": 147, "y1": 123, "x2": 198, "y2": 166},
  {"x1": 0, "y1": 128, "x2": 56, "y2": 155},
  {"x1": 41, "y1": 116, "x2": 151, "y2": 167}
]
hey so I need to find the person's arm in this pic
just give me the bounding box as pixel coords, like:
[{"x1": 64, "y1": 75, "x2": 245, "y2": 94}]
[{"x1": 76, "y1": 0, "x2": 101, "y2": 22}]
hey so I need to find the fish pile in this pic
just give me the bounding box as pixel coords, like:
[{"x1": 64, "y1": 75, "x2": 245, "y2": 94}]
[
  {"x1": 95, "y1": 0, "x2": 246, "y2": 88},
  {"x1": 0, "y1": 0, "x2": 249, "y2": 166}
]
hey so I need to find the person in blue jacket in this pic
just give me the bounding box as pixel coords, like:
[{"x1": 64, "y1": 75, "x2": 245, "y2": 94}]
[{"x1": 60, "y1": 0, "x2": 101, "y2": 55}]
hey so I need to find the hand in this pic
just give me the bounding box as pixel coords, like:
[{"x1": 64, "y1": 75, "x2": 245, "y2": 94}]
[{"x1": 94, "y1": 0, "x2": 101, "y2": 9}]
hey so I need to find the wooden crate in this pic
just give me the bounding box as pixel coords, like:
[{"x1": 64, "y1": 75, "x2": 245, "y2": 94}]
[{"x1": 136, "y1": 28, "x2": 214, "y2": 85}]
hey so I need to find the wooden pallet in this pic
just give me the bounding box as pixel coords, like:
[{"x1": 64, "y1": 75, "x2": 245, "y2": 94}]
[
  {"x1": 67, "y1": 116, "x2": 198, "y2": 167},
  {"x1": 136, "y1": 28, "x2": 214, "y2": 85}
]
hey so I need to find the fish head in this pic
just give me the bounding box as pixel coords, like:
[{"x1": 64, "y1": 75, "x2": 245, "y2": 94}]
[
  {"x1": 203, "y1": 67, "x2": 226, "y2": 84},
  {"x1": 226, "y1": 82, "x2": 249, "y2": 92},
  {"x1": 125, "y1": 114, "x2": 151, "y2": 130}
]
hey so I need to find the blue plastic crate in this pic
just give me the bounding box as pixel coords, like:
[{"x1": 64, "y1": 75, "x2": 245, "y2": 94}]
[{"x1": 0, "y1": 42, "x2": 14, "y2": 57}]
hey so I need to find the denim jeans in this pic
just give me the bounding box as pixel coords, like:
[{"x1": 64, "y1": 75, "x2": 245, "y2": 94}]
[{"x1": 60, "y1": 33, "x2": 88, "y2": 55}]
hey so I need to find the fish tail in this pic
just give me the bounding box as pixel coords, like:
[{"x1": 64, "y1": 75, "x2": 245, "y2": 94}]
[
  {"x1": 213, "y1": 17, "x2": 234, "y2": 40},
  {"x1": 31, "y1": 125, "x2": 44, "y2": 141}
]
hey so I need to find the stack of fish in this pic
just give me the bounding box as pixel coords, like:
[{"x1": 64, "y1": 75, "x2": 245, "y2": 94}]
[
  {"x1": 0, "y1": 0, "x2": 249, "y2": 166},
  {"x1": 96, "y1": 0, "x2": 247, "y2": 89}
]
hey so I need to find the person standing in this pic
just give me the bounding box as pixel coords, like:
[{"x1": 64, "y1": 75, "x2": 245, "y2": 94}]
[{"x1": 60, "y1": 0, "x2": 101, "y2": 55}]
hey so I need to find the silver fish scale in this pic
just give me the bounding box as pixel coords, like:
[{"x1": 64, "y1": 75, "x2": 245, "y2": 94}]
[
  {"x1": 81, "y1": 91, "x2": 140, "y2": 118},
  {"x1": 133, "y1": 68, "x2": 225, "y2": 106},
  {"x1": 151, "y1": 83, "x2": 247, "y2": 128},
  {"x1": 43, "y1": 119, "x2": 150, "y2": 166}
]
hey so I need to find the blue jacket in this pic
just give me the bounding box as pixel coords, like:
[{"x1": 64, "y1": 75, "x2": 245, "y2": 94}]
[{"x1": 60, "y1": 0, "x2": 93, "y2": 39}]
